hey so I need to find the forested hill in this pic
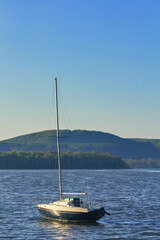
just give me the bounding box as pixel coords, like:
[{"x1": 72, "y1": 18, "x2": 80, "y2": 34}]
[{"x1": 0, "y1": 130, "x2": 160, "y2": 160}]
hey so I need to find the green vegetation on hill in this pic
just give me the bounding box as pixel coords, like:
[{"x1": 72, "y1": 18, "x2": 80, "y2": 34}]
[
  {"x1": 131, "y1": 138, "x2": 160, "y2": 148},
  {"x1": 126, "y1": 158, "x2": 160, "y2": 168},
  {"x1": 1, "y1": 130, "x2": 160, "y2": 161},
  {"x1": 0, "y1": 151, "x2": 129, "y2": 169}
]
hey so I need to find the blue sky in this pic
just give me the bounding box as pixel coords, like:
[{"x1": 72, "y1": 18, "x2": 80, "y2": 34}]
[{"x1": 0, "y1": 0, "x2": 160, "y2": 140}]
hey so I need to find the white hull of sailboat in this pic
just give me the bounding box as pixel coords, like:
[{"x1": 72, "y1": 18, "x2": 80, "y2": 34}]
[{"x1": 37, "y1": 204, "x2": 106, "y2": 222}]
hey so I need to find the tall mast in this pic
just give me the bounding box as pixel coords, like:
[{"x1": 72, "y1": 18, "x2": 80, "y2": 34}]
[{"x1": 54, "y1": 77, "x2": 63, "y2": 200}]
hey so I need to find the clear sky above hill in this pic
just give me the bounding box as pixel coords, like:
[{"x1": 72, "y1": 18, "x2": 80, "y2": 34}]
[{"x1": 0, "y1": 0, "x2": 160, "y2": 140}]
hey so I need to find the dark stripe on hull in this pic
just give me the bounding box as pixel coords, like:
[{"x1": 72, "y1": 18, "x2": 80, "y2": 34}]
[{"x1": 38, "y1": 207, "x2": 106, "y2": 222}]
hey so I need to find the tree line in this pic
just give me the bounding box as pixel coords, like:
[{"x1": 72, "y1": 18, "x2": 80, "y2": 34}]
[
  {"x1": 126, "y1": 158, "x2": 160, "y2": 168},
  {"x1": 0, "y1": 151, "x2": 129, "y2": 169}
]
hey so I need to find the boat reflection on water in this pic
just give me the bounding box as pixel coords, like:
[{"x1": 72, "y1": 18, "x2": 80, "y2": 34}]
[{"x1": 37, "y1": 218, "x2": 102, "y2": 240}]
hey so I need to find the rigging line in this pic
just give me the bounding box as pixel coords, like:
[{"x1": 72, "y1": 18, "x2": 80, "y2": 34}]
[
  {"x1": 46, "y1": 80, "x2": 57, "y2": 192},
  {"x1": 47, "y1": 80, "x2": 56, "y2": 135},
  {"x1": 58, "y1": 83, "x2": 73, "y2": 131},
  {"x1": 56, "y1": 82, "x2": 79, "y2": 148},
  {"x1": 59, "y1": 90, "x2": 78, "y2": 152}
]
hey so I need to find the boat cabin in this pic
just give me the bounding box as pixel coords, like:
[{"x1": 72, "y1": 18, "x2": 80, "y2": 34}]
[{"x1": 73, "y1": 198, "x2": 80, "y2": 207}]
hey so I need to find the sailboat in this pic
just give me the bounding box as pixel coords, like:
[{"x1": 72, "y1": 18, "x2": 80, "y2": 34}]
[{"x1": 37, "y1": 78, "x2": 110, "y2": 222}]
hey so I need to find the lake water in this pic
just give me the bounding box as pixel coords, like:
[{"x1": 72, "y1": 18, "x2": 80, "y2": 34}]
[{"x1": 1, "y1": 169, "x2": 160, "y2": 239}]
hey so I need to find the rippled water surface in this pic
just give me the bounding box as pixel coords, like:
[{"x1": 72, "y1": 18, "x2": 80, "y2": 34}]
[{"x1": 1, "y1": 169, "x2": 160, "y2": 239}]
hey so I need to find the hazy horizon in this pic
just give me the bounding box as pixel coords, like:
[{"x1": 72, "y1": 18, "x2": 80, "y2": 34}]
[{"x1": 1, "y1": 0, "x2": 160, "y2": 140}]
